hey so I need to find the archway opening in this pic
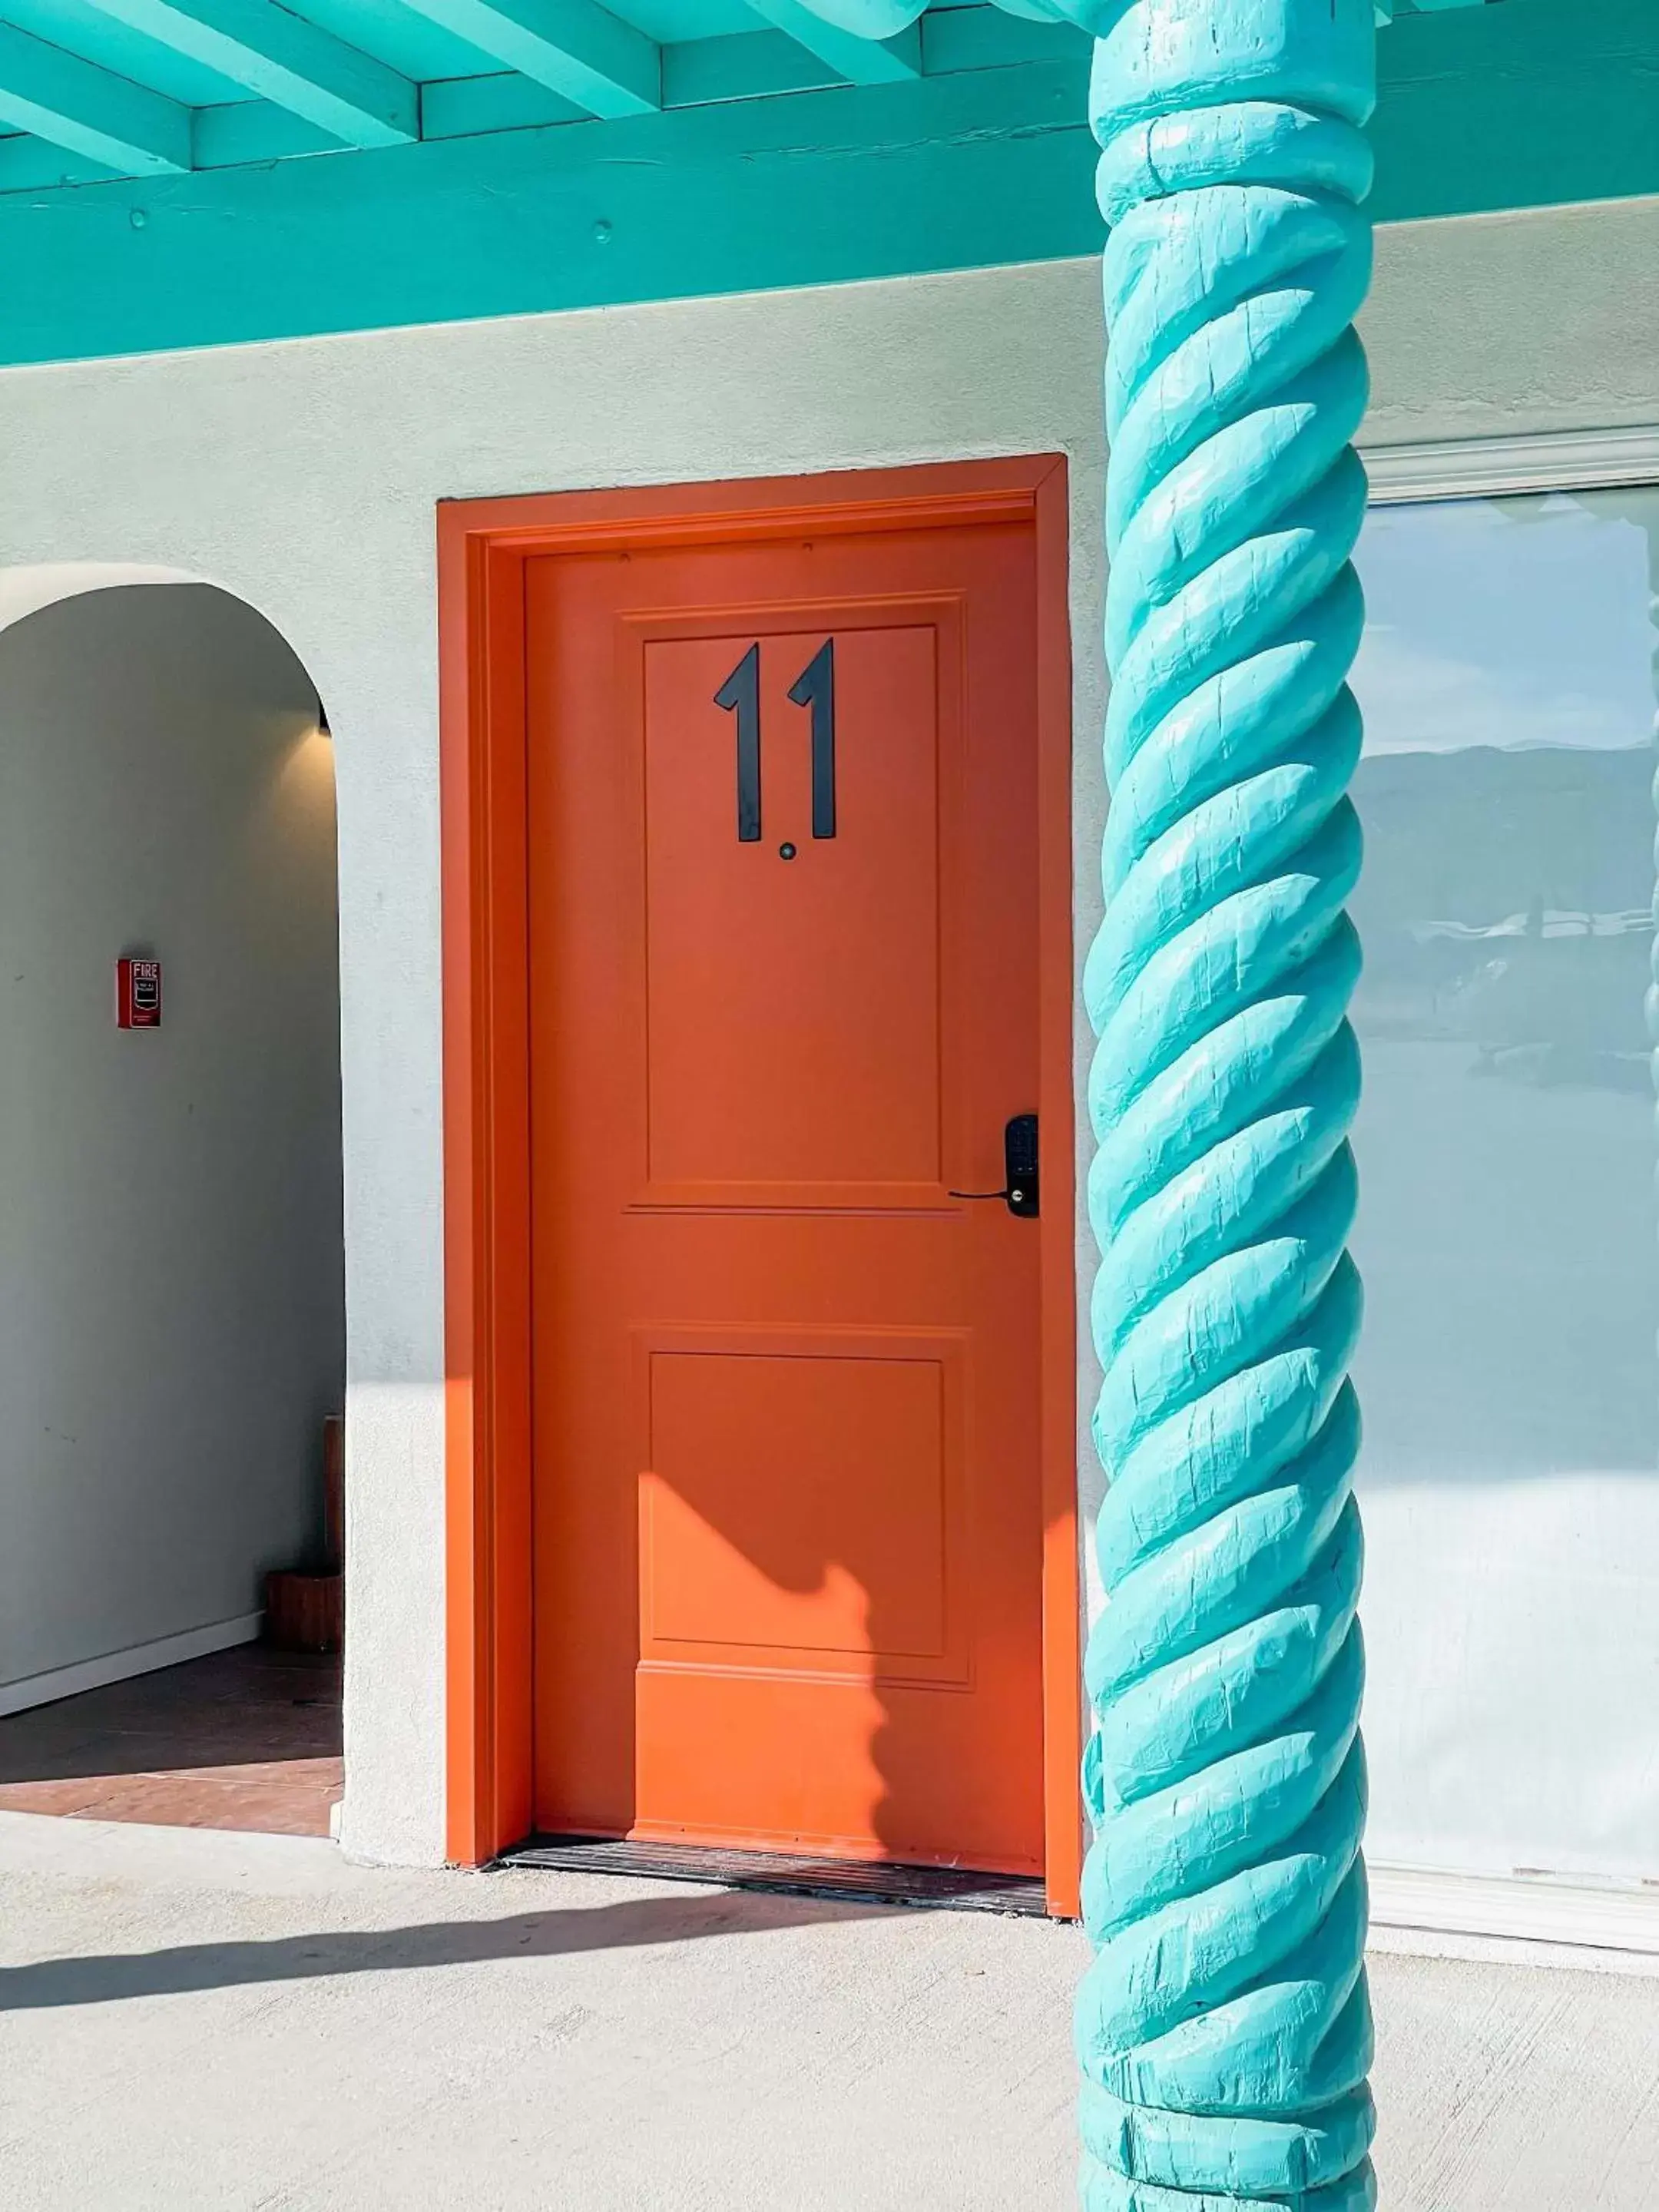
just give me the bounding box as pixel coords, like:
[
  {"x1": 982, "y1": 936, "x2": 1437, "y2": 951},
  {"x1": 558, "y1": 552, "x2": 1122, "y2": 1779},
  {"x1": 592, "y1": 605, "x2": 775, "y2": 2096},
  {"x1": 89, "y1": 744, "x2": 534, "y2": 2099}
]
[{"x1": 0, "y1": 578, "x2": 345, "y2": 1837}]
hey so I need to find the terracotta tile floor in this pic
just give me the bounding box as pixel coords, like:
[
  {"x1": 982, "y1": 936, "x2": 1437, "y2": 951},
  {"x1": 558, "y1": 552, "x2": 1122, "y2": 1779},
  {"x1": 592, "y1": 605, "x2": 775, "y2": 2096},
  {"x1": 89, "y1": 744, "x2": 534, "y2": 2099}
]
[{"x1": 0, "y1": 1643, "x2": 342, "y2": 1836}]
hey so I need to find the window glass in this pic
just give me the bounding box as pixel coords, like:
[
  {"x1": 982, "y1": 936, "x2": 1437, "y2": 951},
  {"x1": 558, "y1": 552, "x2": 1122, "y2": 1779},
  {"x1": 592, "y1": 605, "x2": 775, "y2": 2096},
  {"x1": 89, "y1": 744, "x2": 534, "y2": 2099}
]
[{"x1": 1349, "y1": 483, "x2": 1659, "y2": 1880}]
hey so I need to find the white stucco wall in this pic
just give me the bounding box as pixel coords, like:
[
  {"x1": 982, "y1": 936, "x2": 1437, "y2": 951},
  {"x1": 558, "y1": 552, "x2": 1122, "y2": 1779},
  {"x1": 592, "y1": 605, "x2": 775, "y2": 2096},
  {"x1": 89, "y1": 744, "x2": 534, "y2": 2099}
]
[
  {"x1": 0, "y1": 582, "x2": 344, "y2": 1704},
  {"x1": 0, "y1": 194, "x2": 1654, "y2": 1871}
]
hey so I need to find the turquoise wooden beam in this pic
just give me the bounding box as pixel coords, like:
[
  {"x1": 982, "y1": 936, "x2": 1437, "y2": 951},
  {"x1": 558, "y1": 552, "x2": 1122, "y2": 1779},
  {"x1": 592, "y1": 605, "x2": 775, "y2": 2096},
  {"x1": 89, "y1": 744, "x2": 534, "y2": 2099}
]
[
  {"x1": 2, "y1": 2, "x2": 1654, "y2": 363},
  {"x1": 399, "y1": 0, "x2": 661, "y2": 118},
  {"x1": 745, "y1": 0, "x2": 921, "y2": 86},
  {"x1": 88, "y1": 0, "x2": 416, "y2": 148},
  {"x1": 1071, "y1": 0, "x2": 1377, "y2": 2204},
  {"x1": 0, "y1": 22, "x2": 190, "y2": 172}
]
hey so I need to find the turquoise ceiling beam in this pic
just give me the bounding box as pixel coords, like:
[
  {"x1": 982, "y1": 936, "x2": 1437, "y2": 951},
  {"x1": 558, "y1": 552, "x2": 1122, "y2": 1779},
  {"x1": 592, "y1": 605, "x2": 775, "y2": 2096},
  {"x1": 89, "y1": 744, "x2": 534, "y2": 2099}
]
[
  {"x1": 745, "y1": 0, "x2": 920, "y2": 84},
  {"x1": 0, "y1": 59, "x2": 1089, "y2": 360},
  {"x1": 664, "y1": 29, "x2": 840, "y2": 105},
  {"x1": 0, "y1": 0, "x2": 1654, "y2": 364},
  {"x1": 398, "y1": 0, "x2": 661, "y2": 117},
  {"x1": 88, "y1": 0, "x2": 418, "y2": 147},
  {"x1": 0, "y1": 17, "x2": 1088, "y2": 190},
  {"x1": 0, "y1": 20, "x2": 190, "y2": 171}
]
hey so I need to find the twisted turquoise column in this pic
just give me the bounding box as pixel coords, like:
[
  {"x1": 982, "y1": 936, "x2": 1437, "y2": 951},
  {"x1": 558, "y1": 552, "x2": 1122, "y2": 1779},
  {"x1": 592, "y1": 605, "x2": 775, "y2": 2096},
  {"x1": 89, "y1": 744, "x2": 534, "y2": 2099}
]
[{"x1": 1075, "y1": 5, "x2": 1378, "y2": 2206}]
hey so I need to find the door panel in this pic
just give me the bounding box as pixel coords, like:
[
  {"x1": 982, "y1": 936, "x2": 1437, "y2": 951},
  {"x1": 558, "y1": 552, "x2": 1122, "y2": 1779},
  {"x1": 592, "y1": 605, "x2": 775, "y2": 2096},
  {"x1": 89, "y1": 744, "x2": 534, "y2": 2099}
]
[
  {"x1": 526, "y1": 517, "x2": 1045, "y2": 1873},
  {"x1": 641, "y1": 626, "x2": 943, "y2": 1198},
  {"x1": 637, "y1": 1336, "x2": 962, "y2": 1672}
]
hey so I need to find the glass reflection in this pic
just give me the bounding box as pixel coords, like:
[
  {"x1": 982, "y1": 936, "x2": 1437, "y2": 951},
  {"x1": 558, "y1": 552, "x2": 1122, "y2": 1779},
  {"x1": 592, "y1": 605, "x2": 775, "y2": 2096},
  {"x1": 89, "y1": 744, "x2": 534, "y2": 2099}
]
[{"x1": 1349, "y1": 486, "x2": 1659, "y2": 1485}]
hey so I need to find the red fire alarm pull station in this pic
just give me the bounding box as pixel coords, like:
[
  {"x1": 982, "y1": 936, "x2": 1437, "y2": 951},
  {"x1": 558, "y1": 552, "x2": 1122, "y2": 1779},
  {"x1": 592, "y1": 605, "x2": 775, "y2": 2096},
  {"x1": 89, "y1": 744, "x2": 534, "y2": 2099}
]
[{"x1": 117, "y1": 957, "x2": 162, "y2": 1029}]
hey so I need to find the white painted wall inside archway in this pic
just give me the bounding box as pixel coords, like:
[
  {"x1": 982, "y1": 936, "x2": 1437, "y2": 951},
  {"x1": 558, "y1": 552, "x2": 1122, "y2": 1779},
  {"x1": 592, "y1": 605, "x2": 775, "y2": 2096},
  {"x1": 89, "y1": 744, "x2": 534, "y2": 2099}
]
[
  {"x1": 0, "y1": 197, "x2": 1654, "y2": 1886},
  {"x1": 0, "y1": 580, "x2": 344, "y2": 1708}
]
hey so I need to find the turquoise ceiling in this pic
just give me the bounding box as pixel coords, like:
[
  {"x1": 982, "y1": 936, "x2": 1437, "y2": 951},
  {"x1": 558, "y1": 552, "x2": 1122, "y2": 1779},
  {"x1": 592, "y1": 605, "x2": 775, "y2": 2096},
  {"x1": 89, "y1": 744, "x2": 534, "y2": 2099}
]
[
  {"x1": 0, "y1": 0, "x2": 1505, "y2": 190},
  {"x1": 2, "y1": 0, "x2": 1648, "y2": 367}
]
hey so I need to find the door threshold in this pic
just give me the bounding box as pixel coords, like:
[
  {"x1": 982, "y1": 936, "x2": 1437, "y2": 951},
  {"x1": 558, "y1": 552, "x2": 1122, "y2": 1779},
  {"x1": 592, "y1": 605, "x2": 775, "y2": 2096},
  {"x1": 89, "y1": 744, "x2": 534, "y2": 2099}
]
[{"x1": 498, "y1": 1833, "x2": 1049, "y2": 1916}]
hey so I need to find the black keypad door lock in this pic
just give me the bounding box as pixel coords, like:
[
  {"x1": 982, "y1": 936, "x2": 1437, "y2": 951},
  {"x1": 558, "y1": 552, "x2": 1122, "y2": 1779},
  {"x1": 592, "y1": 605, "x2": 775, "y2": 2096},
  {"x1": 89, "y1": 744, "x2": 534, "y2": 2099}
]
[{"x1": 949, "y1": 1114, "x2": 1039, "y2": 1219}]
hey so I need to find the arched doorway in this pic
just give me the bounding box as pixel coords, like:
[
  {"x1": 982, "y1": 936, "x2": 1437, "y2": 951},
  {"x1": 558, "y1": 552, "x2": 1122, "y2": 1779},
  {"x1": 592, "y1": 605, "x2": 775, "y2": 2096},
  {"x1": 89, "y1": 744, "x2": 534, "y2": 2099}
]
[{"x1": 0, "y1": 571, "x2": 345, "y2": 1836}]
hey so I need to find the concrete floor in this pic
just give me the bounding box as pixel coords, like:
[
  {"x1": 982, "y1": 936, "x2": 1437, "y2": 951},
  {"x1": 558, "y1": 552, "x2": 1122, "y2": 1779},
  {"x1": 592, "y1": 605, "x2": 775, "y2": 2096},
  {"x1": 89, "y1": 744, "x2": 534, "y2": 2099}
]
[{"x1": 2, "y1": 1812, "x2": 1658, "y2": 2211}]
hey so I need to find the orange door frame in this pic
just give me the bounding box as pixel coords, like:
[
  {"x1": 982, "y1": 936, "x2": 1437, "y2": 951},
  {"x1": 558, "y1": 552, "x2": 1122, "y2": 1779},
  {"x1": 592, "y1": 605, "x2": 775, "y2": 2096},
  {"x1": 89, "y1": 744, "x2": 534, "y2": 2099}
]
[{"x1": 438, "y1": 458, "x2": 1081, "y2": 1915}]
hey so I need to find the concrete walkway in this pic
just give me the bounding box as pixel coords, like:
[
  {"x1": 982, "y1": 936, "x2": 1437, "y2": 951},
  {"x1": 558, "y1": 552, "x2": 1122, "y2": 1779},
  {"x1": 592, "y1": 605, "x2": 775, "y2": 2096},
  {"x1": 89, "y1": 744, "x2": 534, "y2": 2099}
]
[{"x1": 2, "y1": 1811, "x2": 1657, "y2": 2210}]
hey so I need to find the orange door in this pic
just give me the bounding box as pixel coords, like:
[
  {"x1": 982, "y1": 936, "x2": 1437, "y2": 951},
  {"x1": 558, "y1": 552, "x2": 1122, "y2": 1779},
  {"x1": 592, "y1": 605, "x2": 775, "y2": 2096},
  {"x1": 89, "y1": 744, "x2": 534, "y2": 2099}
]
[{"x1": 526, "y1": 505, "x2": 1045, "y2": 1873}]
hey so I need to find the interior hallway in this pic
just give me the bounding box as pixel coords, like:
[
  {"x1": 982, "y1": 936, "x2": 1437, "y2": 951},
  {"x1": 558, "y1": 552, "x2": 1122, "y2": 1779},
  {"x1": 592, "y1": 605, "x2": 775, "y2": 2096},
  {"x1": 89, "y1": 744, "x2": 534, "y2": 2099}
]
[
  {"x1": 0, "y1": 1646, "x2": 342, "y2": 1837},
  {"x1": 2, "y1": 1810, "x2": 1657, "y2": 2211}
]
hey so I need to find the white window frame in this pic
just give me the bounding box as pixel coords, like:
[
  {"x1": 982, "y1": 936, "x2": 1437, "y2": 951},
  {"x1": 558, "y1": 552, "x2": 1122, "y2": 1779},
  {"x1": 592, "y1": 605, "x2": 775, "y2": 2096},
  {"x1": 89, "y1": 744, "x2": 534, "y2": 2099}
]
[{"x1": 1363, "y1": 422, "x2": 1659, "y2": 504}]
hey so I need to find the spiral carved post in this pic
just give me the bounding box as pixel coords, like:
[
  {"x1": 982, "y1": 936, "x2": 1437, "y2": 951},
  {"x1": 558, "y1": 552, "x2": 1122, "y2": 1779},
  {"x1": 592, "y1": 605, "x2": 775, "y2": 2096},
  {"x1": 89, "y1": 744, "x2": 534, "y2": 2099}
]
[{"x1": 1073, "y1": 3, "x2": 1378, "y2": 2205}]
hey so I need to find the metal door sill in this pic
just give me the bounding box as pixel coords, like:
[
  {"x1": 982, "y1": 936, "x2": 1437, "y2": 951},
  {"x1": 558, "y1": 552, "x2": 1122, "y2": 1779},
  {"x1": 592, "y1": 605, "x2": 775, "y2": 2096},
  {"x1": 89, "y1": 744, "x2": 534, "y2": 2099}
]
[{"x1": 498, "y1": 1833, "x2": 1049, "y2": 1916}]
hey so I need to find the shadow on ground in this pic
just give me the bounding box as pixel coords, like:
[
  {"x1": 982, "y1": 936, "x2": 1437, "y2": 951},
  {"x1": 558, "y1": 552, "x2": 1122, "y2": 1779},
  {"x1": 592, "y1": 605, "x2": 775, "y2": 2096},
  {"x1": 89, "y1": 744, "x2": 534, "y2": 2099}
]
[{"x1": 0, "y1": 1886, "x2": 883, "y2": 2012}]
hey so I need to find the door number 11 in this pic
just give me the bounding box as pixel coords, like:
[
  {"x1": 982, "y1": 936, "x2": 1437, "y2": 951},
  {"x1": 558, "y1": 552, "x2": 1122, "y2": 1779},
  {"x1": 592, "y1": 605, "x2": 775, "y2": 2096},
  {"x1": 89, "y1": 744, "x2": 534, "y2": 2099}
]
[{"x1": 714, "y1": 639, "x2": 836, "y2": 846}]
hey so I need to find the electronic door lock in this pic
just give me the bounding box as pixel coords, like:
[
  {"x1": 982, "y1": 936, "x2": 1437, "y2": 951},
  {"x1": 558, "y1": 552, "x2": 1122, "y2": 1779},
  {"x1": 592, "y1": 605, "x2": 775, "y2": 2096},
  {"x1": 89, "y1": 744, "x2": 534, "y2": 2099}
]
[{"x1": 949, "y1": 1114, "x2": 1039, "y2": 1219}]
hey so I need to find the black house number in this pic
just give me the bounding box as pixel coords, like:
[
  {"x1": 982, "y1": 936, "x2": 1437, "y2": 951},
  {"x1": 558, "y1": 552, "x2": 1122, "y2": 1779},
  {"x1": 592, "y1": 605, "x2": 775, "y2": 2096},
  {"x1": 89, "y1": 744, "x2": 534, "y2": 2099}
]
[{"x1": 714, "y1": 639, "x2": 836, "y2": 846}]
